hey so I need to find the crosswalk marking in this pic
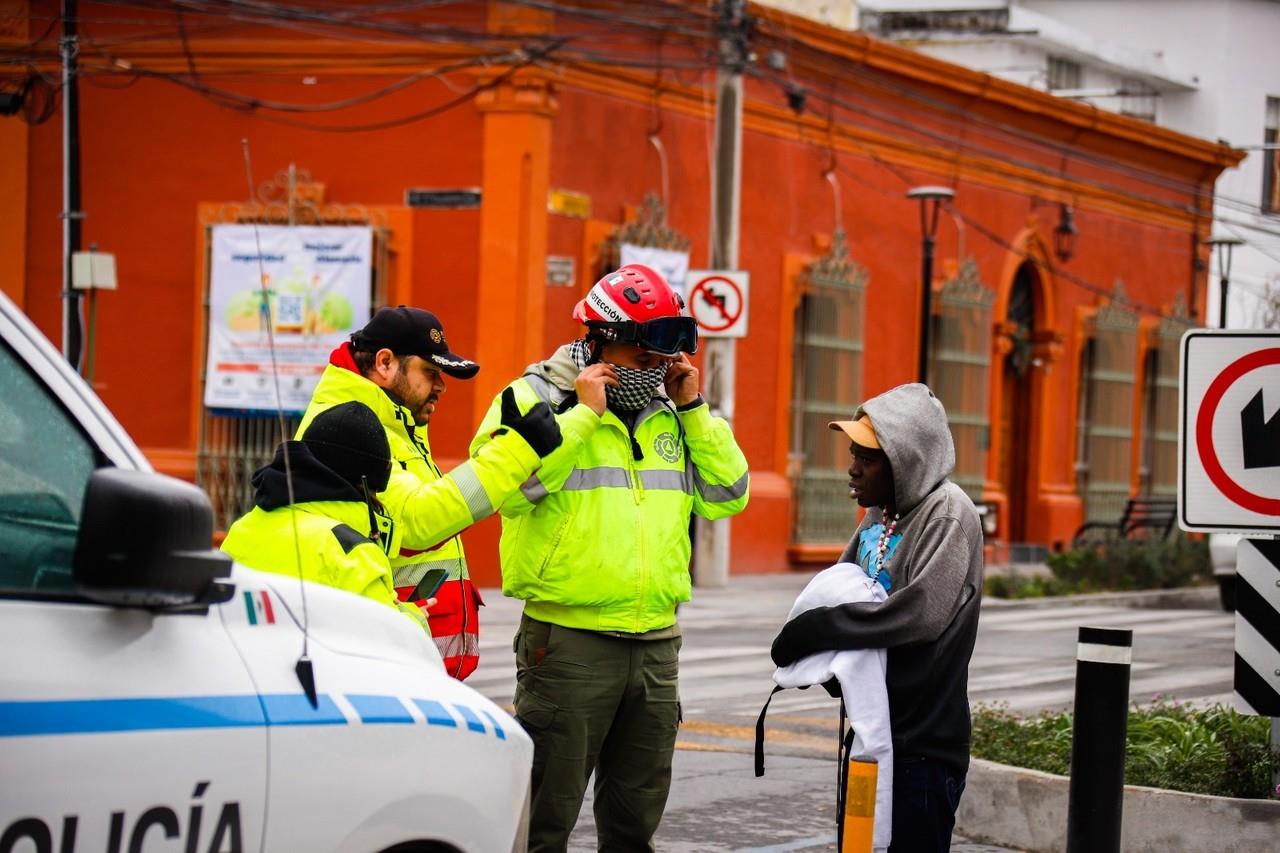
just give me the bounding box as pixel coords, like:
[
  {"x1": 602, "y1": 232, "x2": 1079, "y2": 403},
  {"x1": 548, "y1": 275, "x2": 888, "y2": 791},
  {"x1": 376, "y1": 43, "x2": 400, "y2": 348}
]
[
  {"x1": 968, "y1": 662, "x2": 1159, "y2": 693},
  {"x1": 985, "y1": 608, "x2": 1197, "y2": 632},
  {"x1": 469, "y1": 601, "x2": 1234, "y2": 751}
]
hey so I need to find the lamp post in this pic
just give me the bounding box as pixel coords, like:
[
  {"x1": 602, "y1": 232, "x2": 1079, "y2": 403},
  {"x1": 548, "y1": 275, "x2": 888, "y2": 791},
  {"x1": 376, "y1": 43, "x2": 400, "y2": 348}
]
[
  {"x1": 1204, "y1": 235, "x2": 1244, "y2": 329},
  {"x1": 907, "y1": 185, "x2": 955, "y2": 383}
]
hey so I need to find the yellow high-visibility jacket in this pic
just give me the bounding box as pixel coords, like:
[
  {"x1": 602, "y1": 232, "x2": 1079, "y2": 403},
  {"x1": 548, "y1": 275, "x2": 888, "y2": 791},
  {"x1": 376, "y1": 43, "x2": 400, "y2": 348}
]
[
  {"x1": 221, "y1": 497, "x2": 426, "y2": 630},
  {"x1": 470, "y1": 346, "x2": 750, "y2": 634}
]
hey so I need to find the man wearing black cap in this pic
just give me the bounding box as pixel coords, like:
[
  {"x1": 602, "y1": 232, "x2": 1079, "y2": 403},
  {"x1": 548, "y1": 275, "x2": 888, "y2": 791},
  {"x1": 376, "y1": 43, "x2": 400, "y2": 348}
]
[
  {"x1": 297, "y1": 306, "x2": 562, "y2": 679},
  {"x1": 222, "y1": 401, "x2": 427, "y2": 629}
]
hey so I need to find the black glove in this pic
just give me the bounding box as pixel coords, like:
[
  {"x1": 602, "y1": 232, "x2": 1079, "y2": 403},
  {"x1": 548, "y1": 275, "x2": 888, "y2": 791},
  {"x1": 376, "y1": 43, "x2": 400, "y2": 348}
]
[{"x1": 500, "y1": 387, "x2": 562, "y2": 458}]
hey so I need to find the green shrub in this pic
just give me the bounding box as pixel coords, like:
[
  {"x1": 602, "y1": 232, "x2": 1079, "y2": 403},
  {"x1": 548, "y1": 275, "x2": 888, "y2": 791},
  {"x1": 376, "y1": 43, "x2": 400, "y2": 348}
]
[
  {"x1": 971, "y1": 701, "x2": 1277, "y2": 799},
  {"x1": 986, "y1": 535, "x2": 1211, "y2": 599},
  {"x1": 984, "y1": 573, "x2": 1072, "y2": 599},
  {"x1": 1046, "y1": 535, "x2": 1211, "y2": 593}
]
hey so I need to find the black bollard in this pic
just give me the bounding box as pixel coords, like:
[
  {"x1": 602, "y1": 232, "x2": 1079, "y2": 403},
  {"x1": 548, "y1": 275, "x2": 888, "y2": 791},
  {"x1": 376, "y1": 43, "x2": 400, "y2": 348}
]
[{"x1": 1066, "y1": 625, "x2": 1132, "y2": 853}]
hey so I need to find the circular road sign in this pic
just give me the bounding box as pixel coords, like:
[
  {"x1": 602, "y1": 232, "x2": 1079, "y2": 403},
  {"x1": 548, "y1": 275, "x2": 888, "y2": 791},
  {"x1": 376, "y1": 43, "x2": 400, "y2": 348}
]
[
  {"x1": 1195, "y1": 347, "x2": 1280, "y2": 516},
  {"x1": 688, "y1": 274, "x2": 744, "y2": 334}
]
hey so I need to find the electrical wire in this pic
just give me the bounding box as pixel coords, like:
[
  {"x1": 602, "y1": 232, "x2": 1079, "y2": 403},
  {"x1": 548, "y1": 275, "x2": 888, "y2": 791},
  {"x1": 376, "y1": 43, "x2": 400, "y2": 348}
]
[
  {"x1": 751, "y1": 22, "x2": 1222, "y2": 197},
  {"x1": 14, "y1": 0, "x2": 1254, "y2": 238},
  {"x1": 827, "y1": 149, "x2": 1185, "y2": 318},
  {"x1": 14, "y1": 0, "x2": 1277, "y2": 291},
  {"x1": 750, "y1": 18, "x2": 1280, "y2": 223},
  {"x1": 75, "y1": 48, "x2": 514, "y2": 113},
  {"x1": 188, "y1": 40, "x2": 565, "y2": 131}
]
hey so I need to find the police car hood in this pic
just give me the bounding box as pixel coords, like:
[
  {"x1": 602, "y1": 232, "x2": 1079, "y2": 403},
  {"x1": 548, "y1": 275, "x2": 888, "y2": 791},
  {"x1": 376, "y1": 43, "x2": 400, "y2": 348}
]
[{"x1": 233, "y1": 563, "x2": 444, "y2": 669}]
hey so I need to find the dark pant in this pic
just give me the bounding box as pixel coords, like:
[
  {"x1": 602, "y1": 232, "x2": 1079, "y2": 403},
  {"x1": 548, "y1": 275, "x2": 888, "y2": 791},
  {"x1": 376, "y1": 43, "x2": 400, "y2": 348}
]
[
  {"x1": 888, "y1": 758, "x2": 966, "y2": 853},
  {"x1": 513, "y1": 615, "x2": 682, "y2": 853}
]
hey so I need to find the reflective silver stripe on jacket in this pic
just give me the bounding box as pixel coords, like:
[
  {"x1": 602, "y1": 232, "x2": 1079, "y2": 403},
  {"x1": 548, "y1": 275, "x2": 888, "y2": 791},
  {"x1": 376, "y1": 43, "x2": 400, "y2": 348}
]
[
  {"x1": 563, "y1": 466, "x2": 632, "y2": 490},
  {"x1": 521, "y1": 473, "x2": 549, "y2": 503},
  {"x1": 393, "y1": 557, "x2": 467, "y2": 588},
  {"x1": 434, "y1": 631, "x2": 480, "y2": 660},
  {"x1": 451, "y1": 460, "x2": 494, "y2": 522},
  {"x1": 637, "y1": 468, "x2": 693, "y2": 494},
  {"x1": 524, "y1": 467, "x2": 692, "y2": 500},
  {"x1": 691, "y1": 468, "x2": 749, "y2": 503}
]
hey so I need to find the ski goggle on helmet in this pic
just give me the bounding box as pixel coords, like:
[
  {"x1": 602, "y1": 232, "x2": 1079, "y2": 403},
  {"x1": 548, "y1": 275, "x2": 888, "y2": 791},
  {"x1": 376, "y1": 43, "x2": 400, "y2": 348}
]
[{"x1": 571, "y1": 264, "x2": 699, "y2": 356}]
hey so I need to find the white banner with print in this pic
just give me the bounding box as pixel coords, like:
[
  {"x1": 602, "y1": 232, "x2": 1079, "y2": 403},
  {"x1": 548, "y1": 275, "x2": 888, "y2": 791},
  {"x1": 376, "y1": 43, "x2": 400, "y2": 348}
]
[
  {"x1": 620, "y1": 243, "x2": 690, "y2": 297},
  {"x1": 204, "y1": 225, "x2": 372, "y2": 413}
]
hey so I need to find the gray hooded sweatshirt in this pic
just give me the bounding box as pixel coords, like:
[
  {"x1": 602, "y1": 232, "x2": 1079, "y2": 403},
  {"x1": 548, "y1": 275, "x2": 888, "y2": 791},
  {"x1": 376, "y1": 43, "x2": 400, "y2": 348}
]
[{"x1": 770, "y1": 383, "x2": 984, "y2": 772}]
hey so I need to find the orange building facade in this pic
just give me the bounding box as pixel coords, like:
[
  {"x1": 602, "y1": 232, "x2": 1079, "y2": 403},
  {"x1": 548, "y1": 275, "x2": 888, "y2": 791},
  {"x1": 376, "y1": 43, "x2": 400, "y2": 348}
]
[{"x1": 1, "y1": 2, "x2": 1241, "y2": 582}]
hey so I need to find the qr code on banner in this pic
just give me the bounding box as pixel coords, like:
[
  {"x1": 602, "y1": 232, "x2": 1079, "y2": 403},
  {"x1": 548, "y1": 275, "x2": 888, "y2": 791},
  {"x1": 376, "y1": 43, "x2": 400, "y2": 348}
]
[{"x1": 275, "y1": 294, "x2": 305, "y2": 329}]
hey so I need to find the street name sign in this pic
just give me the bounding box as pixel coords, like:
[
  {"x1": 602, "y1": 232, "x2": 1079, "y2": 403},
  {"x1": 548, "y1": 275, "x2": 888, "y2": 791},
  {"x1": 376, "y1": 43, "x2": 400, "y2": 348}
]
[
  {"x1": 686, "y1": 270, "x2": 749, "y2": 338},
  {"x1": 1178, "y1": 330, "x2": 1280, "y2": 534}
]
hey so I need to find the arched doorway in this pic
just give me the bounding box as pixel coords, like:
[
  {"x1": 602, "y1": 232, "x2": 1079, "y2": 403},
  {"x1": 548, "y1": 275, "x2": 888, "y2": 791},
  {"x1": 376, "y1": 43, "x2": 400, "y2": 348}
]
[{"x1": 997, "y1": 262, "x2": 1039, "y2": 542}]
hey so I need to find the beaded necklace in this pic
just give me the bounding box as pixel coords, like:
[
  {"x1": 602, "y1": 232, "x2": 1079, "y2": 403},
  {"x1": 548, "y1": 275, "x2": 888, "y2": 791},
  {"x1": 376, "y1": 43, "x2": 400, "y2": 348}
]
[{"x1": 870, "y1": 510, "x2": 901, "y2": 589}]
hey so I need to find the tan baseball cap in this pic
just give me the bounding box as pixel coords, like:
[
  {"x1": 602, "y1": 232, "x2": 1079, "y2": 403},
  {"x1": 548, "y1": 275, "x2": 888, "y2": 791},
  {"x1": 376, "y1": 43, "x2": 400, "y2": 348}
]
[{"x1": 828, "y1": 414, "x2": 879, "y2": 449}]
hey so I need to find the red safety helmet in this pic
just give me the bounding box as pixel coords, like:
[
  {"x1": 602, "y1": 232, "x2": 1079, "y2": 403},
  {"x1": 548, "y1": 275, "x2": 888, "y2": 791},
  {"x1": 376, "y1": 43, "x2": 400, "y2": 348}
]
[{"x1": 572, "y1": 264, "x2": 698, "y2": 355}]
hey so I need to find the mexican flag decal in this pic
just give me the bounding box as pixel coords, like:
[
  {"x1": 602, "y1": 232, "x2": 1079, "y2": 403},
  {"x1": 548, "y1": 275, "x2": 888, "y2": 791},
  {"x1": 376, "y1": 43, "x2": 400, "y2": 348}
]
[{"x1": 243, "y1": 590, "x2": 276, "y2": 625}]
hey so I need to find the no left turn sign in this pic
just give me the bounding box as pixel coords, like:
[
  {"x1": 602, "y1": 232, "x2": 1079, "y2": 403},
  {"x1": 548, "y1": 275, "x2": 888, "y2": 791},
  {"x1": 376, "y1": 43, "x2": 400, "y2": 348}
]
[
  {"x1": 1179, "y1": 330, "x2": 1280, "y2": 533},
  {"x1": 686, "y1": 270, "x2": 749, "y2": 338}
]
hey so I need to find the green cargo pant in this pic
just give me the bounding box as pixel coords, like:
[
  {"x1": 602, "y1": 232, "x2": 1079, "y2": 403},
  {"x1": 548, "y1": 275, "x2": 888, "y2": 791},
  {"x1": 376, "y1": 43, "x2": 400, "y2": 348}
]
[{"x1": 513, "y1": 614, "x2": 682, "y2": 853}]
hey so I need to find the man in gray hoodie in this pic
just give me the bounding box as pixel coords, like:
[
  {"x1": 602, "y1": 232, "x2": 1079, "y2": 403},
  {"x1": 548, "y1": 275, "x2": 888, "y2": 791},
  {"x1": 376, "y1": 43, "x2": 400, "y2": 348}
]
[{"x1": 771, "y1": 383, "x2": 984, "y2": 853}]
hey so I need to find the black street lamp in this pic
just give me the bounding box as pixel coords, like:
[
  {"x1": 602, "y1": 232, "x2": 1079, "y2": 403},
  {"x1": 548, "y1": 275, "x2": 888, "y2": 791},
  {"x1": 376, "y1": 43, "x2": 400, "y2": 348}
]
[
  {"x1": 1203, "y1": 235, "x2": 1244, "y2": 329},
  {"x1": 907, "y1": 185, "x2": 955, "y2": 383},
  {"x1": 1053, "y1": 203, "x2": 1078, "y2": 263},
  {"x1": 1031, "y1": 199, "x2": 1078, "y2": 263}
]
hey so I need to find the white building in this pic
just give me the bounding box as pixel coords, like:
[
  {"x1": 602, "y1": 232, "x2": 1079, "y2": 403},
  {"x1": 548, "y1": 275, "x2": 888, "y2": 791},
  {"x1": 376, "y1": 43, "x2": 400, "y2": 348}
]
[{"x1": 760, "y1": 0, "x2": 1280, "y2": 328}]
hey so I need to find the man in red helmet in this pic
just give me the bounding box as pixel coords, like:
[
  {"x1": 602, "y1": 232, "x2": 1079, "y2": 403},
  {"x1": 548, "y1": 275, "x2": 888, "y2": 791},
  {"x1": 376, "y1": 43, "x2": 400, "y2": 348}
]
[{"x1": 471, "y1": 264, "x2": 750, "y2": 851}]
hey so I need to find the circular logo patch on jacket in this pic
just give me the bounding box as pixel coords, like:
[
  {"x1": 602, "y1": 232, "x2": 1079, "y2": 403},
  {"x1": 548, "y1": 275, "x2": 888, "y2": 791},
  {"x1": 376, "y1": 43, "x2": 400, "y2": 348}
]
[{"x1": 654, "y1": 431, "x2": 681, "y2": 463}]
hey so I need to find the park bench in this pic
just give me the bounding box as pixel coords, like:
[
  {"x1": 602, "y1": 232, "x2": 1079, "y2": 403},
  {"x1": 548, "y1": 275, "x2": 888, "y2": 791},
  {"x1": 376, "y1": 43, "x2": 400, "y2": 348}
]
[{"x1": 1072, "y1": 495, "x2": 1177, "y2": 548}]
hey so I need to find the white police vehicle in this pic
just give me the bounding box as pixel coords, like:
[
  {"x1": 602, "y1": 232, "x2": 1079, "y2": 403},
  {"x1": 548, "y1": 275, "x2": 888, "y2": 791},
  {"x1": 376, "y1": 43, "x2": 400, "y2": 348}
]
[{"x1": 0, "y1": 290, "x2": 531, "y2": 853}]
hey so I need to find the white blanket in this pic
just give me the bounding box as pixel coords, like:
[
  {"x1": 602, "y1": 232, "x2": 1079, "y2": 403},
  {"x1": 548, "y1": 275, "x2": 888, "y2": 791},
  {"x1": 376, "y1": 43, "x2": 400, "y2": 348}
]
[{"x1": 773, "y1": 562, "x2": 893, "y2": 852}]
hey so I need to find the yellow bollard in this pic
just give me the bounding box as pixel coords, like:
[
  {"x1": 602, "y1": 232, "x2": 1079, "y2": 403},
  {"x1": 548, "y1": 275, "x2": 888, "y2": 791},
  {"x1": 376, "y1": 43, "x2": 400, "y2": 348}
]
[{"x1": 841, "y1": 754, "x2": 878, "y2": 853}]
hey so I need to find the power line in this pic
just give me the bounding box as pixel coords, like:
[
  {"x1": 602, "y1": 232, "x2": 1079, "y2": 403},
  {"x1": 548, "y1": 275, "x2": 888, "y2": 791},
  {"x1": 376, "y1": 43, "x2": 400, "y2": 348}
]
[
  {"x1": 751, "y1": 22, "x2": 1223, "y2": 199},
  {"x1": 13, "y1": 0, "x2": 1274, "y2": 286},
  {"x1": 130, "y1": 37, "x2": 568, "y2": 132},
  {"x1": 828, "y1": 152, "x2": 1176, "y2": 318},
  {"x1": 751, "y1": 19, "x2": 1280, "y2": 224}
]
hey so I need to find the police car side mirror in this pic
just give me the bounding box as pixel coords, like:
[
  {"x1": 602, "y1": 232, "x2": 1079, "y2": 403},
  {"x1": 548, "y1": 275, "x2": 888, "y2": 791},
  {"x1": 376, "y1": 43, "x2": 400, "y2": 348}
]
[{"x1": 73, "y1": 468, "x2": 235, "y2": 611}]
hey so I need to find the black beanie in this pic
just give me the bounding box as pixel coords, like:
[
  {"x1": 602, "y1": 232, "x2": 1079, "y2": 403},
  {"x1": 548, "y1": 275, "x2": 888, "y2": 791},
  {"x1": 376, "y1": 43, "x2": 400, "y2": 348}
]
[{"x1": 301, "y1": 402, "x2": 392, "y2": 493}]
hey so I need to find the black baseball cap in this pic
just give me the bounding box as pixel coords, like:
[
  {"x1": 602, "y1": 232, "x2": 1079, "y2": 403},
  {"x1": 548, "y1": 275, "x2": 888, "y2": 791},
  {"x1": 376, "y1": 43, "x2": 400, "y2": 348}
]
[{"x1": 350, "y1": 306, "x2": 479, "y2": 379}]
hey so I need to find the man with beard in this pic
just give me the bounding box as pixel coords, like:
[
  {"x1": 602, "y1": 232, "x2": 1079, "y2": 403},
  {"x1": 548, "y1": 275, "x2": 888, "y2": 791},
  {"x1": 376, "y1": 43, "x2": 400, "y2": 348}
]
[
  {"x1": 297, "y1": 306, "x2": 563, "y2": 679},
  {"x1": 470, "y1": 264, "x2": 750, "y2": 852}
]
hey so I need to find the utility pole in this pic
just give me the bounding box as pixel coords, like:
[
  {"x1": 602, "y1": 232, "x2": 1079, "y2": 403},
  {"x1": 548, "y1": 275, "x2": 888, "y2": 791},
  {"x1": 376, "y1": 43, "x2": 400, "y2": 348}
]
[
  {"x1": 61, "y1": 0, "x2": 84, "y2": 368},
  {"x1": 694, "y1": 0, "x2": 746, "y2": 588}
]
